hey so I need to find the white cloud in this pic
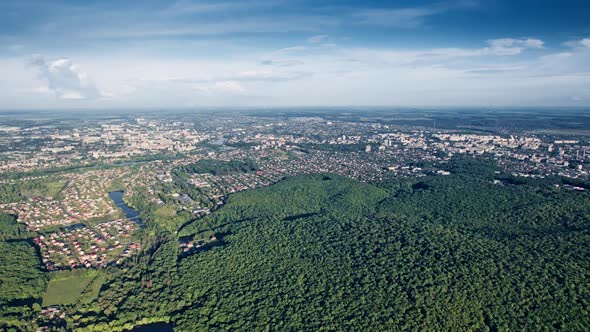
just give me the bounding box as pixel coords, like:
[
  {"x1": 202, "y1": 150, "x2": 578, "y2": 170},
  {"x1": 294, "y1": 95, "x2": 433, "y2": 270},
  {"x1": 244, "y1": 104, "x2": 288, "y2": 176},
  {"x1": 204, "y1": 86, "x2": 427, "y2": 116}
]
[
  {"x1": 354, "y1": 1, "x2": 478, "y2": 28},
  {"x1": 334, "y1": 38, "x2": 544, "y2": 68},
  {"x1": 276, "y1": 46, "x2": 307, "y2": 54},
  {"x1": 308, "y1": 35, "x2": 329, "y2": 43},
  {"x1": 193, "y1": 80, "x2": 245, "y2": 94},
  {"x1": 163, "y1": 0, "x2": 279, "y2": 16},
  {"x1": 564, "y1": 38, "x2": 590, "y2": 49},
  {"x1": 2, "y1": 34, "x2": 587, "y2": 109},
  {"x1": 356, "y1": 7, "x2": 439, "y2": 28},
  {"x1": 28, "y1": 55, "x2": 102, "y2": 100},
  {"x1": 485, "y1": 38, "x2": 544, "y2": 56},
  {"x1": 59, "y1": 91, "x2": 85, "y2": 99},
  {"x1": 86, "y1": 15, "x2": 337, "y2": 39},
  {"x1": 259, "y1": 59, "x2": 304, "y2": 67},
  {"x1": 523, "y1": 39, "x2": 544, "y2": 48},
  {"x1": 139, "y1": 67, "x2": 310, "y2": 85},
  {"x1": 233, "y1": 70, "x2": 311, "y2": 82},
  {"x1": 31, "y1": 85, "x2": 51, "y2": 94}
]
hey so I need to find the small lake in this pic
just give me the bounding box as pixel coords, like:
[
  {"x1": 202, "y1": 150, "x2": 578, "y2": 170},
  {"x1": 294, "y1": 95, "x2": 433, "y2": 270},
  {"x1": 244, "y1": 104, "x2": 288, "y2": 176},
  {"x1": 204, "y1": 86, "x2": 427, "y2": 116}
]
[
  {"x1": 211, "y1": 137, "x2": 235, "y2": 150},
  {"x1": 211, "y1": 137, "x2": 225, "y2": 146},
  {"x1": 130, "y1": 322, "x2": 173, "y2": 332},
  {"x1": 108, "y1": 191, "x2": 145, "y2": 228},
  {"x1": 66, "y1": 223, "x2": 86, "y2": 231}
]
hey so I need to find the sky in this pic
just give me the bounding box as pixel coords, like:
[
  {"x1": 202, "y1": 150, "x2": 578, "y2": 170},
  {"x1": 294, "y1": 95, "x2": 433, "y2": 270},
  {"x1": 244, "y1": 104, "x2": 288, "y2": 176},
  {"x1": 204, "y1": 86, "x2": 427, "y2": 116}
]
[{"x1": 1, "y1": 0, "x2": 589, "y2": 109}]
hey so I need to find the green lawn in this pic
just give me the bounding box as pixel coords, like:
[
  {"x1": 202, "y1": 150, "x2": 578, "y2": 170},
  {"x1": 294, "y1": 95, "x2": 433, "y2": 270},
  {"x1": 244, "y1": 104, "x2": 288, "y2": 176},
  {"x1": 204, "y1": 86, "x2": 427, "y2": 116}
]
[
  {"x1": 22, "y1": 180, "x2": 67, "y2": 199},
  {"x1": 79, "y1": 273, "x2": 106, "y2": 304},
  {"x1": 155, "y1": 205, "x2": 178, "y2": 218},
  {"x1": 42, "y1": 271, "x2": 101, "y2": 307},
  {"x1": 44, "y1": 181, "x2": 67, "y2": 198}
]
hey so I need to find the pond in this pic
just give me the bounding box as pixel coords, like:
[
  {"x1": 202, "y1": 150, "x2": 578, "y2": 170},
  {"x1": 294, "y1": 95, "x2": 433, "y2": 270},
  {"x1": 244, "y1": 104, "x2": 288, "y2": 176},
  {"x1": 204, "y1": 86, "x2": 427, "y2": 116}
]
[
  {"x1": 130, "y1": 322, "x2": 174, "y2": 332},
  {"x1": 65, "y1": 223, "x2": 86, "y2": 231},
  {"x1": 108, "y1": 191, "x2": 145, "y2": 228},
  {"x1": 211, "y1": 137, "x2": 235, "y2": 150}
]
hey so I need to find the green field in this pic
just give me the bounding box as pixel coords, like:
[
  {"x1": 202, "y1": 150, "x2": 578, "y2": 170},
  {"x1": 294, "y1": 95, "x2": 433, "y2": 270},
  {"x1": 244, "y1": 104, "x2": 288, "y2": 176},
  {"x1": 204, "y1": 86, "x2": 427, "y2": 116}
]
[
  {"x1": 22, "y1": 180, "x2": 67, "y2": 199},
  {"x1": 155, "y1": 205, "x2": 179, "y2": 218},
  {"x1": 42, "y1": 271, "x2": 102, "y2": 307},
  {"x1": 44, "y1": 180, "x2": 68, "y2": 198},
  {"x1": 0, "y1": 178, "x2": 67, "y2": 204},
  {"x1": 78, "y1": 273, "x2": 106, "y2": 304}
]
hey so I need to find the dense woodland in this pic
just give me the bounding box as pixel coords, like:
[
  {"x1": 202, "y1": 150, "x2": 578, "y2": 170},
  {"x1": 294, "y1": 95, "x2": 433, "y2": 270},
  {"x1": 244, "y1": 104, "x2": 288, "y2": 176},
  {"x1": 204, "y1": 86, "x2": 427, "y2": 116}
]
[
  {"x1": 1, "y1": 158, "x2": 589, "y2": 331},
  {"x1": 0, "y1": 236, "x2": 47, "y2": 330}
]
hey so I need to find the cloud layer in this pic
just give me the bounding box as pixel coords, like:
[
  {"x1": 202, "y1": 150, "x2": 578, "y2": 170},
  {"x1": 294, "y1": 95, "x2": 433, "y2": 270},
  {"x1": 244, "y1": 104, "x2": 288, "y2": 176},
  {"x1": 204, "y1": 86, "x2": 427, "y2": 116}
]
[
  {"x1": 1, "y1": 1, "x2": 589, "y2": 108},
  {"x1": 14, "y1": 35, "x2": 589, "y2": 108},
  {"x1": 28, "y1": 56, "x2": 102, "y2": 100}
]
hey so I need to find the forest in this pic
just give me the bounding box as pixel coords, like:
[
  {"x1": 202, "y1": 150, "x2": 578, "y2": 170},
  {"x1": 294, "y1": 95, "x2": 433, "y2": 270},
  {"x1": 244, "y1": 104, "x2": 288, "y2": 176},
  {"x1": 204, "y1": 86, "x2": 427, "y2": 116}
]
[{"x1": 1, "y1": 158, "x2": 589, "y2": 331}]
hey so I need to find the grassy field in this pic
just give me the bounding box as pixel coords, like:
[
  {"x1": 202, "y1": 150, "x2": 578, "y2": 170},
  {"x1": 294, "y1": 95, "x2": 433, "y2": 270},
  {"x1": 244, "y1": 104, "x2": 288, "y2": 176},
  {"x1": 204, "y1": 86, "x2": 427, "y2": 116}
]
[
  {"x1": 78, "y1": 273, "x2": 106, "y2": 304},
  {"x1": 22, "y1": 180, "x2": 67, "y2": 199},
  {"x1": 44, "y1": 181, "x2": 67, "y2": 198},
  {"x1": 42, "y1": 270, "x2": 102, "y2": 307},
  {"x1": 155, "y1": 205, "x2": 178, "y2": 218}
]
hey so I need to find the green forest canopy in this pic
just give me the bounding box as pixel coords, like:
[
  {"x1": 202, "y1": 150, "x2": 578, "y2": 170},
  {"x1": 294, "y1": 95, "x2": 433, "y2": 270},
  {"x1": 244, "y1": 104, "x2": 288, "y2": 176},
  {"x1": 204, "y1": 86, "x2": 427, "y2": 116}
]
[
  {"x1": 1, "y1": 161, "x2": 590, "y2": 331},
  {"x1": 85, "y1": 171, "x2": 590, "y2": 331}
]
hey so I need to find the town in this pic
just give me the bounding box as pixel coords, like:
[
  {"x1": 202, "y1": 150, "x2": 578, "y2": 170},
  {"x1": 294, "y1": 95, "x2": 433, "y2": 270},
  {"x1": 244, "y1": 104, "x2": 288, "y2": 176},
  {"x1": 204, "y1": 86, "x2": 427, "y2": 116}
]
[
  {"x1": 1, "y1": 111, "x2": 589, "y2": 272},
  {"x1": 34, "y1": 218, "x2": 140, "y2": 270}
]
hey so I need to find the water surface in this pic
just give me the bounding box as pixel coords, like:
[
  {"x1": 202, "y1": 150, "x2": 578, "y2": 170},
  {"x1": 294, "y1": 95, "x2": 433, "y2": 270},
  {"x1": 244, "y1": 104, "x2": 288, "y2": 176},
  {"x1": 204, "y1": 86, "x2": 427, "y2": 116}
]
[
  {"x1": 108, "y1": 191, "x2": 145, "y2": 228},
  {"x1": 130, "y1": 322, "x2": 173, "y2": 332}
]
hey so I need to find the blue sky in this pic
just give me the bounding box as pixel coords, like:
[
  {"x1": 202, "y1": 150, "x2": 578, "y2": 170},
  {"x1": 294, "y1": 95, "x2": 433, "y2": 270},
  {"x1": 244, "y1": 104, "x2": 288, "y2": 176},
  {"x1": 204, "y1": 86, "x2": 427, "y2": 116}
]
[{"x1": 1, "y1": 0, "x2": 589, "y2": 109}]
